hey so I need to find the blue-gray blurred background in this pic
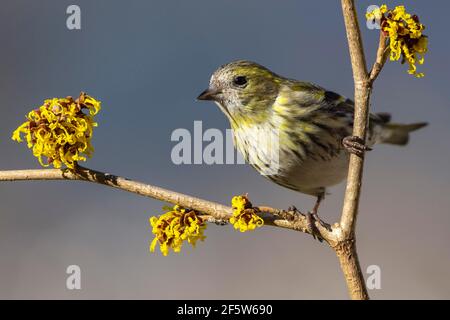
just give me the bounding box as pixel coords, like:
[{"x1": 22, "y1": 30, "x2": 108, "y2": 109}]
[{"x1": 0, "y1": 0, "x2": 448, "y2": 299}]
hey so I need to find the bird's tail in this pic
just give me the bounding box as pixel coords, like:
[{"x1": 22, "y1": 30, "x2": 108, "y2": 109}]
[{"x1": 381, "y1": 121, "x2": 428, "y2": 146}]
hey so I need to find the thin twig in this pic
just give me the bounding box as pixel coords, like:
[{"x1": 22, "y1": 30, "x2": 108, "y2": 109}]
[
  {"x1": 0, "y1": 167, "x2": 334, "y2": 240},
  {"x1": 369, "y1": 31, "x2": 390, "y2": 83}
]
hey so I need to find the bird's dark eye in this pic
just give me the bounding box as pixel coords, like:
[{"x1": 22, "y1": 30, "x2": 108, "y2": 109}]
[{"x1": 233, "y1": 76, "x2": 247, "y2": 87}]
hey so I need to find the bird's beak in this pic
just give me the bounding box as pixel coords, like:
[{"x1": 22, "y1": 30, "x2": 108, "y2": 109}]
[{"x1": 197, "y1": 88, "x2": 220, "y2": 101}]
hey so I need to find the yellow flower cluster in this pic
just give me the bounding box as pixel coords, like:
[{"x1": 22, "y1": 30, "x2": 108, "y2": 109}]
[
  {"x1": 367, "y1": 5, "x2": 428, "y2": 77},
  {"x1": 230, "y1": 195, "x2": 264, "y2": 232},
  {"x1": 149, "y1": 205, "x2": 206, "y2": 256},
  {"x1": 12, "y1": 92, "x2": 101, "y2": 169}
]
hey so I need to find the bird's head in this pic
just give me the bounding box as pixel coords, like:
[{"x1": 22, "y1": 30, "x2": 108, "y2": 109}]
[{"x1": 197, "y1": 60, "x2": 282, "y2": 126}]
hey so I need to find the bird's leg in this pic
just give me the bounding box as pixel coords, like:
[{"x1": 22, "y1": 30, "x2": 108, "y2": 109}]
[
  {"x1": 286, "y1": 205, "x2": 322, "y2": 242},
  {"x1": 288, "y1": 194, "x2": 331, "y2": 242},
  {"x1": 305, "y1": 193, "x2": 332, "y2": 242},
  {"x1": 342, "y1": 135, "x2": 372, "y2": 157},
  {"x1": 311, "y1": 195, "x2": 331, "y2": 231},
  {"x1": 305, "y1": 211, "x2": 323, "y2": 242}
]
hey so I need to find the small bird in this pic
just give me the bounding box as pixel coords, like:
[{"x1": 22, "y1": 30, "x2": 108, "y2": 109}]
[{"x1": 198, "y1": 60, "x2": 427, "y2": 233}]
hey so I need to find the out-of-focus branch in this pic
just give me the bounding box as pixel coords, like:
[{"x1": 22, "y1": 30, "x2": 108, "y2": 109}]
[
  {"x1": 0, "y1": 167, "x2": 335, "y2": 241},
  {"x1": 369, "y1": 32, "x2": 389, "y2": 83}
]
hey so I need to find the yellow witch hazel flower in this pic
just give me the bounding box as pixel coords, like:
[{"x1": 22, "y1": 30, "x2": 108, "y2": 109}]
[
  {"x1": 149, "y1": 205, "x2": 206, "y2": 256},
  {"x1": 230, "y1": 195, "x2": 264, "y2": 232},
  {"x1": 12, "y1": 92, "x2": 101, "y2": 169},
  {"x1": 367, "y1": 4, "x2": 428, "y2": 78}
]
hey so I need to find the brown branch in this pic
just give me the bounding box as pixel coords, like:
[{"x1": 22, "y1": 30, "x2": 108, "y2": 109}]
[
  {"x1": 340, "y1": 0, "x2": 370, "y2": 238},
  {"x1": 0, "y1": 167, "x2": 231, "y2": 219},
  {"x1": 333, "y1": 240, "x2": 368, "y2": 300},
  {"x1": 0, "y1": 167, "x2": 335, "y2": 241},
  {"x1": 369, "y1": 31, "x2": 390, "y2": 83},
  {"x1": 338, "y1": 0, "x2": 376, "y2": 300}
]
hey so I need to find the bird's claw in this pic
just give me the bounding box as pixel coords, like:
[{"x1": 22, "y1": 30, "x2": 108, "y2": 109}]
[
  {"x1": 305, "y1": 211, "x2": 332, "y2": 243},
  {"x1": 343, "y1": 136, "x2": 372, "y2": 157},
  {"x1": 288, "y1": 204, "x2": 330, "y2": 242},
  {"x1": 311, "y1": 211, "x2": 332, "y2": 232},
  {"x1": 305, "y1": 212, "x2": 323, "y2": 242}
]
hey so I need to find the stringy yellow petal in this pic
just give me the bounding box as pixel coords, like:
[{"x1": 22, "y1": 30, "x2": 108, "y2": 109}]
[
  {"x1": 149, "y1": 205, "x2": 206, "y2": 256},
  {"x1": 230, "y1": 195, "x2": 264, "y2": 232},
  {"x1": 366, "y1": 4, "x2": 428, "y2": 77},
  {"x1": 11, "y1": 92, "x2": 101, "y2": 168}
]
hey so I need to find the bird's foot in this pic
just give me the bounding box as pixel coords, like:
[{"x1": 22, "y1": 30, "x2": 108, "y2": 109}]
[
  {"x1": 343, "y1": 136, "x2": 372, "y2": 157},
  {"x1": 305, "y1": 211, "x2": 332, "y2": 243},
  {"x1": 310, "y1": 211, "x2": 332, "y2": 231},
  {"x1": 287, "y1": 205, "x2": 331, "y2": 242}
]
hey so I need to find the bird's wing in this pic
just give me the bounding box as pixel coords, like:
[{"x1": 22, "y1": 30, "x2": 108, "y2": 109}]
[
  {"x1": 286, "y1": 81, "x2": 390, "y2": 126},
  {"x1": 271, "y1": 81, "x2": 352, "y2": 159},
  {"x1": 275, "y1": 81, "x2": 391, "y2": 149}
]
